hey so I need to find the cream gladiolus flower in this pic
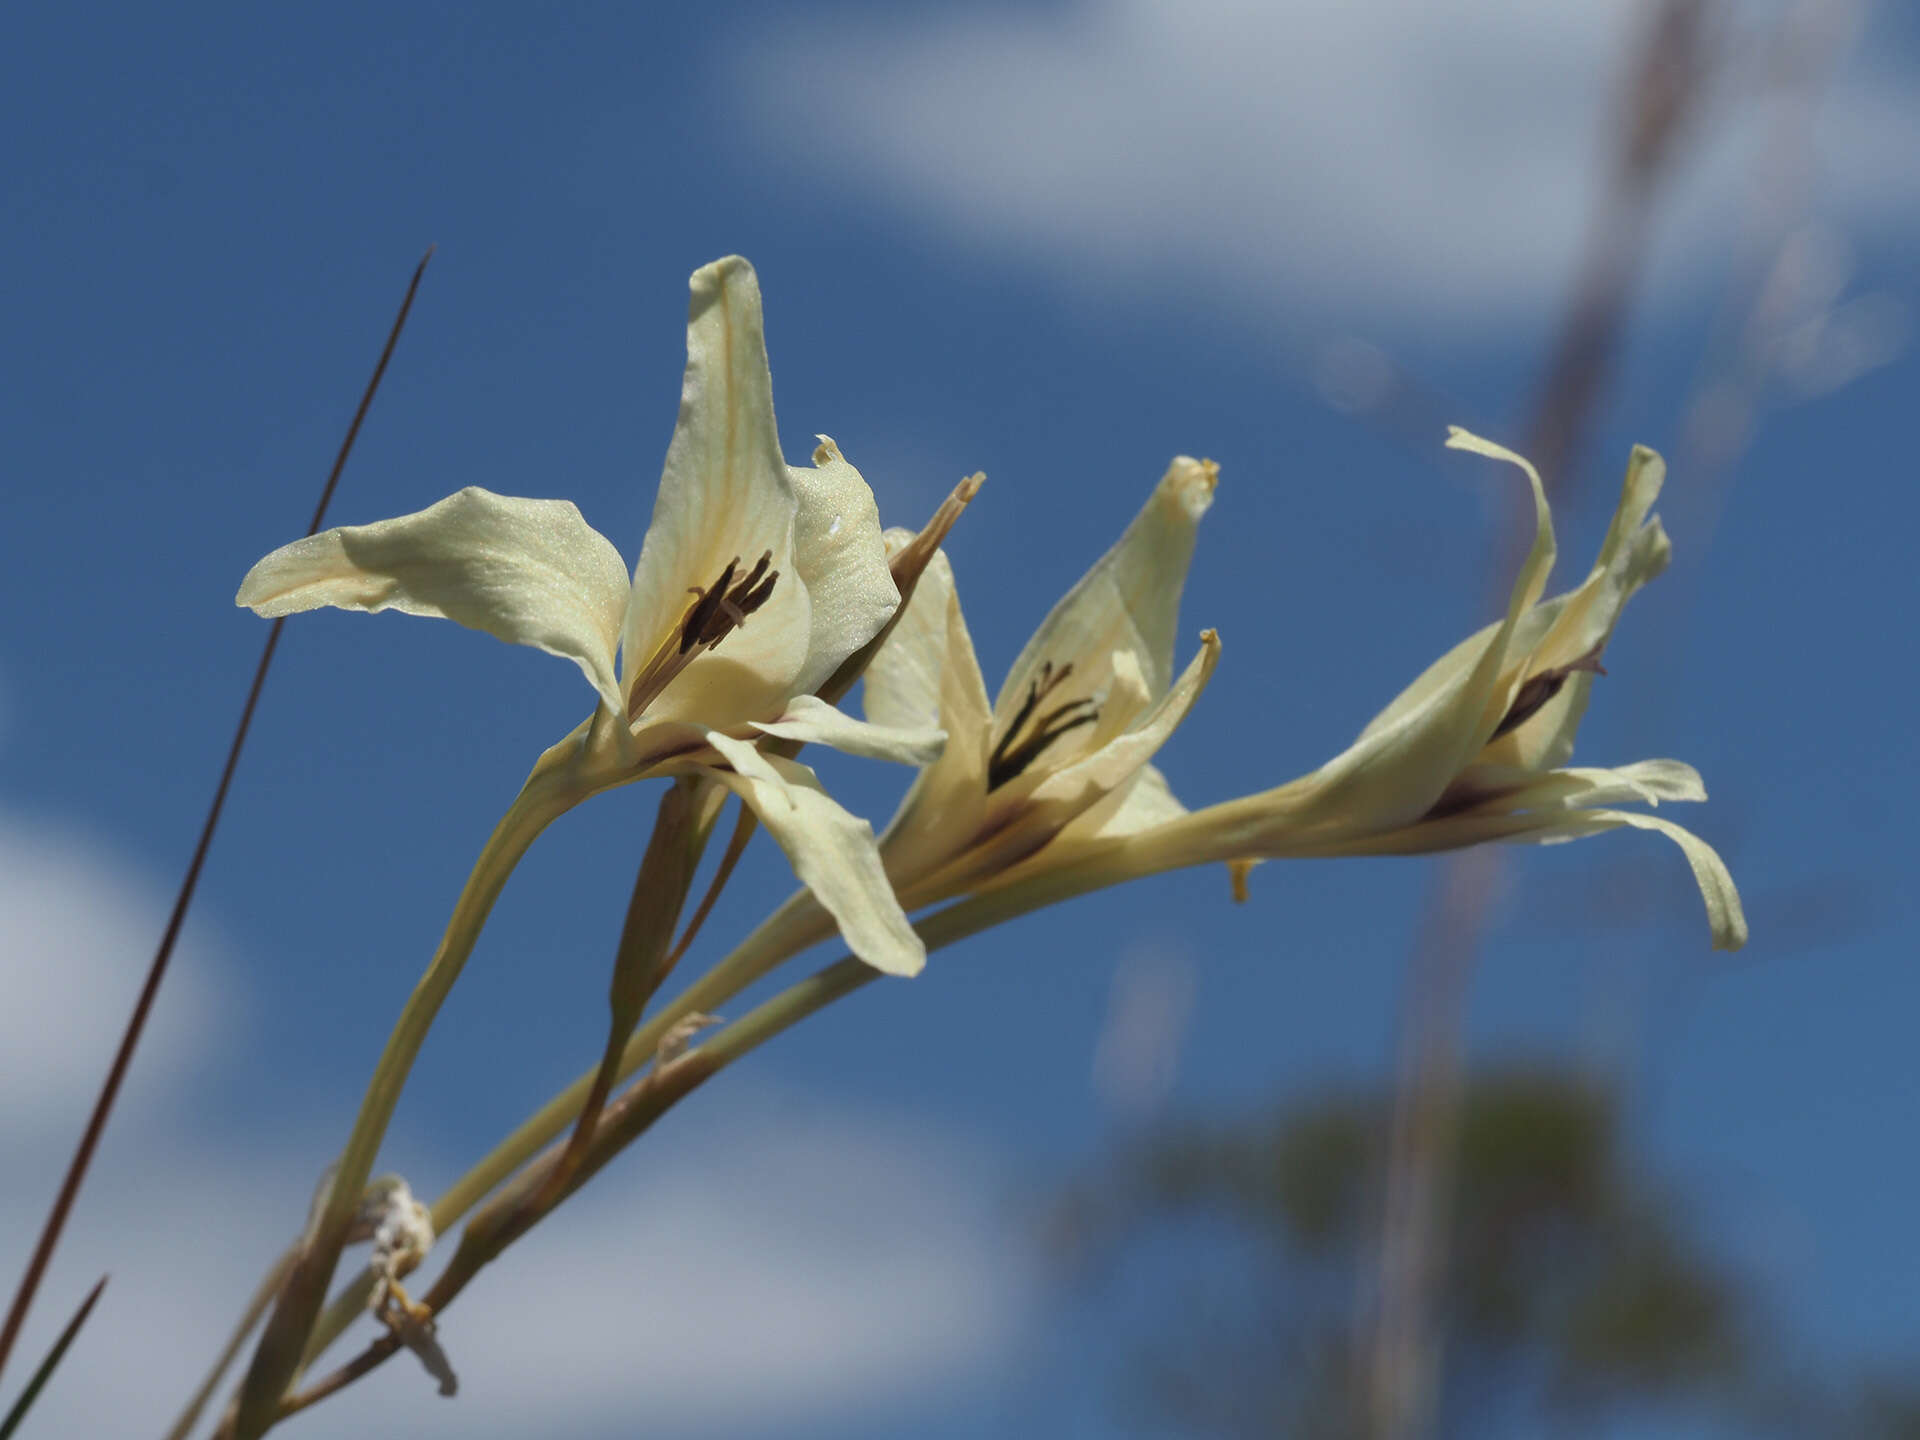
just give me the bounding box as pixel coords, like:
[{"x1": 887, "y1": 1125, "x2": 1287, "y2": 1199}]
[
  {"x1": 862, "y1": 456, "x2": 1222, "y2": 908},
  {"x1": 1069, "y1": 428, "x2": 1745, "y2": 951},
  {"x1": 236, "y1": 256, "x2": 939, "y2": 975}
]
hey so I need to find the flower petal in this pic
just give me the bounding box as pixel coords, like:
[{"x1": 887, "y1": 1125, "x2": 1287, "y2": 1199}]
[
  {"x1": 699, "y1": 729, "x2": 925, "y2": 977},
  {"x1": 1548, "y1": 809, "x2": 1748, "y2": 952},
  {"x1": 1026, "y1": 631, "x2": 1220, "y2": 817},
  {"x1": 911, "y1": 633, "x2": 1220, "y2": 903},
  {"x1": 1481, "y1": 445, "x2": 1672, "y2": 771},
  {"x1": 234, "y1": 487, "x2": 630, "y2": 715},
  {"x1": 1074, "y1": 762, "x2": 1190, "y2": 840},
  {"x1": 787, "y1": 437, "x2": 902, "y2": 696},
  {"x1": 1248, "y1": 428, "x2": 1559, "y2": 842},
  {"x1": 867, "y1": 549, "x2": 997, "y2": 886},
  {"x1": 751, "y1": 693, "x2": 946, "y2": 766},
  {"x1": 622, "y1": 257, "x2": 809, "y2": 726},
  {"x1": 993, "y1": 456, "x2": 1216, "y2": 754}
]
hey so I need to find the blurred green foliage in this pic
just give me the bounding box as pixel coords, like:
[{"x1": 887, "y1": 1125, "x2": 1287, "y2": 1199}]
[{"x1": 1051, "y1": 1067, "x2": 1916, "y2": 1439}]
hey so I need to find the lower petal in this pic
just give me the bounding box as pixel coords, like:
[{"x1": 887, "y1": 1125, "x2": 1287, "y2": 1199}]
[
  {"x1": 699, "y1": 730, "x2": 926, "y2": 977},
  {"x1": 1546, "y1": 809, "x2": 1748, "y2": 952}
]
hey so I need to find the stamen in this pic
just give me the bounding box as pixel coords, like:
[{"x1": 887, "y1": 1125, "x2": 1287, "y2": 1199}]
[
  {"x1": 987, "y1": 661, "x2": 1101, "y2": 790},
  {"x1": 1491, "y1": 641, "x2": 1608, "y2": 740},
  {"x1": 679, "y1": 557, "x2": 740, "y2": 655},
  {"x1": 692, "y1": 550, "x2": 780, "y2": 650},
  {"x1": 629, "y1": 554, "x2": 785, "y2": 721}
]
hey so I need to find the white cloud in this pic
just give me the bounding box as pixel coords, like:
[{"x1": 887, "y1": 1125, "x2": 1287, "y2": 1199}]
[
  {"x1": 0, "y1": 814, "x2": 229, "y2": 1134},
  {"x1": 0, "y1": 811, "x2": 1027, "y2": 1438},
  {"x1": 734, "y1": 0, "x2": 1920, "y2": 331}
]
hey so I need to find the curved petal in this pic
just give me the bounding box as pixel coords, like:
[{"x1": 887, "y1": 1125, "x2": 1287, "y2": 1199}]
[
  {"x1": 699, "y1": 729, "x2": 925, "y2": 976},
  {"x1": 751, "y1": 693, "x2": 946, "y2": 766},
  {"x1": 1547, "y1": 809, "x2": 1748, "y2": 952},
  {"x1": 1253, "y1": 428, "x2": 1558, "y2": 841},
  {"x1": 993, "y1": 455, "x2": 1217, "y2": 760},
  {"x1": 1027, "y1": 631, "x2": 1220, "y2": 816},
  {"x1": 623, "y1": 257, "x2": 808, "y2": 725},
  {"x1": 235, "y1": 487, "x2": 629, "y2": 714},
  {"x1": 1438, "y1": 757, "x2": 1706, "y2": 816},
  {"x1": 787, "y1": 437, "x2": 901, "y2": 696},
  {"x1": 1481, "y1": 446, "x2": 1672, "y2": 771}
]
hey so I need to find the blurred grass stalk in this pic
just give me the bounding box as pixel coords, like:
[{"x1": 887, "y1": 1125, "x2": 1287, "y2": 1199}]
[{"x1": 1360, "y1": 2, "x2": 1863, "y2": 1434}]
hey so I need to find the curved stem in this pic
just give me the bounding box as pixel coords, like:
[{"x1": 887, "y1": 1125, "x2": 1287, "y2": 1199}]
[
  {"x1": 282, "y1": 957, "x2": 877, "y2": 1419},
  {"x1": 227, "y1": 749, "x2": 582, "y2": 1438},
  {"x1": 295, "y1": 845, "x2": 1144, "y2": 1376}
]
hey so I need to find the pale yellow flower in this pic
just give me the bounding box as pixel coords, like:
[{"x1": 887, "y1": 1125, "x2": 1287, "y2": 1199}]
[
  {"x1": 237, "y1": 257, "x2": 940, "y2": 974},
  {"x1": 862, "y1": 456, "x2": 1221, "y2": 908},
  {"x1": 1062, "y1": 429, "x2": 1746, "y2": 951}
]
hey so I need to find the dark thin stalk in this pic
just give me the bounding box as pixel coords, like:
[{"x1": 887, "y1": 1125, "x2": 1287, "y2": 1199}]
[
  {"x1": 529, "y1": 783, "x2": 698, "y2": 1216},
  {"x1": 0, "y1": 248, "x2": 433, "y2": 1386},
  {"x1": 663, "y1": 799, "x2": 757, "y2": 972},
  {"x1": 0, "y1": 1277, "x2": 106, "y2": 1440}
]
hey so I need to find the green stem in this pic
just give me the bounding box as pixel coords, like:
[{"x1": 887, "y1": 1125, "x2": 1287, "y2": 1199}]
[
  {"x1": 295, "y1": 843, "x2": 1138, "y2": 1376},
  {"x1": 283, "y1": 957, "x2": 878, "y2": 1418},
  {"x1": 227, "y1": 746, "x2": 582, "y2": 1439}
]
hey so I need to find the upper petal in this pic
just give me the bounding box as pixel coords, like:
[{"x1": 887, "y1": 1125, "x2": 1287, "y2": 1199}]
[
  {"x1": 235, "y1": 487, "x2": 629, "y2": 715},
  {"x1": 993, "y1": 456, "x2": 1216, "y2": 758},
  {"x1": 787, "y1": 437, "x2": 902, "y2": 697},
  {"x1": 1252, "y1": 428, "x2": 1559, "y2": 840},
  {"x1": 622, "y1": 257, "x2": 809, "y2": 726},
  {"x1": 1479, "y1": 446, "x2": 1672, "y2": 772}
]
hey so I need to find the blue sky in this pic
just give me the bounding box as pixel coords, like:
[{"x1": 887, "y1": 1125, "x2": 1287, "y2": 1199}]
[{"x1": 2, "y1": 2, "x2": 1917, "y2": 1436}]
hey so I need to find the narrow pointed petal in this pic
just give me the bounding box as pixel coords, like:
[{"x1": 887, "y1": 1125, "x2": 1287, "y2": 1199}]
[
  {"x1": 622, "y1": 258, "x2": 808, "y2": 724},
  {"x1": 787, "y1": 437, "x2": 902, "y2": 696},
  {"x1": 1243, "y1": 428, "x2": 1559, "y2": 843},
  {"x1": 1549, "y1": 809, "x2": 1748, "y2": 951},
  {"x1": 994, "y1": 456, "x2": 1217, "y2": 741},
  {"x1": 235, "y1": 488, "x2": 630, "y2": 714},
  {"x1": 1481, "y1": 451, "x2": 1672, "y2": 771},
  {"x1": 699, "y1": 730, "x2": 926, "y2": 976},
  {"x1": 751, "y1": 693, "x2": 946, "y2": 766}
]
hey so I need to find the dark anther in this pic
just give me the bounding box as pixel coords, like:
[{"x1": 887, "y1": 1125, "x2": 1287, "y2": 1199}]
[
  {"x1": 729, "y1": 549, "x2": 773, "y2": 598},
  {"x1": 987, "y1": 661, "x2": 1101, "y2": 790},
  {"x1": 736, "y1": 569, "x2": 778, "y2": 616},
  {"x1": 1491, "y1": 641, "x2": 1608, "y2": 740},
  {"x1": 688, "y1": 550, "x2": 781, "y2": 650},
  {"x1": 679, "y1": 557, "x2": 740, "y2": 654}
]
